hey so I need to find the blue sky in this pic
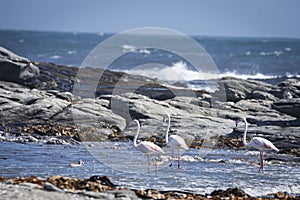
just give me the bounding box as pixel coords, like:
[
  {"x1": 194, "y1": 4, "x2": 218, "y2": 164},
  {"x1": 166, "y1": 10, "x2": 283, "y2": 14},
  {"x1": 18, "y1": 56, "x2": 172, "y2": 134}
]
[{"x1": 1, "y1": 0, "x2": 300, "y2": 38}]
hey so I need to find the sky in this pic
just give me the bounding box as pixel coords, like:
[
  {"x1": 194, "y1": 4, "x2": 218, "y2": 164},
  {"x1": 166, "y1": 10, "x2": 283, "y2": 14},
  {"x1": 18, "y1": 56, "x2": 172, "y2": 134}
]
[{"x1": 1, "y1": 0, "x2": 300, "y2": 38}]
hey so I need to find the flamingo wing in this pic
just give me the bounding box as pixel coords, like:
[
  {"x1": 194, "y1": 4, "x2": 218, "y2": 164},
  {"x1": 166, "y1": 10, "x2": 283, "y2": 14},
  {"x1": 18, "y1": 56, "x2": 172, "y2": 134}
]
[
  {"x1": 250, "y1": 137, "x2": 279, "y2": 152},
  {"x1": 168, "y1": 135, "x2": 188, "y2": 150},
  {"x1": 136, "y1": 141, "x2": 164, "y2": 154}
]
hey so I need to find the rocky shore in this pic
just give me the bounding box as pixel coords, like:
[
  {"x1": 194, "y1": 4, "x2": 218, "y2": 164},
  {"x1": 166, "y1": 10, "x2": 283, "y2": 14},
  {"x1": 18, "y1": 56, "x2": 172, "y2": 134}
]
[
  {"x1": 0, "y1": 175, "x2": 298, "y2": 200},
  {"x1": 1, "y1": 46, "x2": 300, "y2": 199},
  {"x1": 1, "y1": 46, "x2": 299, "y2": 153}
]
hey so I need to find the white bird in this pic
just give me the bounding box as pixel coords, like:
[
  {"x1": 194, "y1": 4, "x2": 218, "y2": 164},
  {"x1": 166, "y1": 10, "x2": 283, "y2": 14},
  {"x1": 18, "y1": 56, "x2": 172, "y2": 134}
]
[
  {"x1": 164, "y1": 112, "x2": 188, "y2": 168},
  {"x1": 69, "y1": 159, "x2": 84, "y2": 167},
  {"x1": 131, "y1": 119, "x2": 164, "y2": 171},
  {"x1": 236, "y1": 117, "x2": 279, "y2": 172}
]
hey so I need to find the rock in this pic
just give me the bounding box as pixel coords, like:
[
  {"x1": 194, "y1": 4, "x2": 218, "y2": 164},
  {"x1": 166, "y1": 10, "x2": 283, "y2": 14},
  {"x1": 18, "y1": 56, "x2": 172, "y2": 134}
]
[
  {"x1": 43, "y1": 182, "x2": 64, "y2": 193},
  {"x1": 214, "y1": 77, "x2": 281, "y2": 102},
  {"x1": 0, "y1": 46, "x2": 29, "y2": 63},
  {"x1": 252, "y1": 90, "x2": 277, "y2": 101},
  {"x1": 107, "y1": 190, "x2": 139, "y2": 200},
  {"x1": 1, "y1": 175, "x2": 299, "y2": 200},
  {"x1": 210, "y1": 187, "x2": 249, "y2": 198},
  {"x1": 272, "y1": 98, "x2": 300, "y2": 118},
  {"x1": 19, "y1": 182, "x2": 43, "y2": 189},
  {"x1": 0, "y1": 47, "x2": 39, "y2": 85},
  {"x1": 83, "y1": 191, "x2": 115, "y2": 199},
  {"x1": 46, "y1": 175, "x2": 117, "y2": 192},
  {"x1": 0, "y1": 80, "x2": 127, "y2": 142},
  {"x1": 278, "y1": 78, "x2": 300, "y2": 98}
]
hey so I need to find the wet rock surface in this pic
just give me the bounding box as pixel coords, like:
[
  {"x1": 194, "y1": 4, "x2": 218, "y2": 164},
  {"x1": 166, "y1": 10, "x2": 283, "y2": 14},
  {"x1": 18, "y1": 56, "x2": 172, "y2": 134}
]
[{"x1": 0, "y1": 175, "x2": 298, "y2": 200}]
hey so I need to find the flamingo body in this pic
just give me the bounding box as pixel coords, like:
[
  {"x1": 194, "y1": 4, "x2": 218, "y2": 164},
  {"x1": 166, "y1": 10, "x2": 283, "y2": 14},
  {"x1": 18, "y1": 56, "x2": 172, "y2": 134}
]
[
  {"x1": 135, "y1": 141, "x2": 164, "y2": 154},
  {"x1": 247, "y1": 137, "x2": 279, "y2": 152},
  {"x1": 168, "y1": 135, "x2": 188, "y2": 150}
]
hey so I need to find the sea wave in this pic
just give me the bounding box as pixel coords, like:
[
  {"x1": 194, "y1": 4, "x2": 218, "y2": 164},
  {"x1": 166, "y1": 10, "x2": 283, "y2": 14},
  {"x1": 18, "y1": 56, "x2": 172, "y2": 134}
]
[{"x1": 123, "y1": 61, "x2": 286, "y2": 82}]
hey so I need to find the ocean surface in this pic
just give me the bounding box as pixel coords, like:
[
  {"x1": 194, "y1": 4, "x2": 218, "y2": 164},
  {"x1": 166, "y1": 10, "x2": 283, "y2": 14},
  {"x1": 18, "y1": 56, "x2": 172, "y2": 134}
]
[
  {"x1": 0, "y1": 29, "x2": 299, "y2": 89},
  {"x1": 1, "y1": 142, "x2": 299, "y2": 197}
]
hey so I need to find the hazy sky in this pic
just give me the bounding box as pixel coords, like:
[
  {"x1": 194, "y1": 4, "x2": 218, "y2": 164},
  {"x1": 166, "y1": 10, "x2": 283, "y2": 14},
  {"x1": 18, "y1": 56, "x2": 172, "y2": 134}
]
[{"x1": 1, "y1": 0, "x2": 300, "y2": 38}]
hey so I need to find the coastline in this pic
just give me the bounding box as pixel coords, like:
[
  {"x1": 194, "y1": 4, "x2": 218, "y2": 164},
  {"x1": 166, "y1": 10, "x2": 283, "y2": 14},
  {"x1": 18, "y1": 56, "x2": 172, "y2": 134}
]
[
  {"x1": 0, "y1": 46, "x2": 300, "y2": 199},
  {"x1": 0, "y1": 175, "x2": 298, "y2": 200}
]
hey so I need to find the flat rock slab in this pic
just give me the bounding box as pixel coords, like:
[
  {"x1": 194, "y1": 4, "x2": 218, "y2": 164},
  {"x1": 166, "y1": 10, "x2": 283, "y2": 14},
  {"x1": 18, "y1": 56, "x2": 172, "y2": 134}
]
[{"x1": 272, "y1": 98, "x2": 300, "y2": 118}]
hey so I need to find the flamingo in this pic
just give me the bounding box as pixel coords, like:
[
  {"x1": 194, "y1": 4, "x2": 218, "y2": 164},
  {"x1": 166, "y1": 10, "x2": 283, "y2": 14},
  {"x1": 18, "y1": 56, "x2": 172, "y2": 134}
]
[
  {"x1": 164, "y1": 112, "x2": 188, "y2": 168},
  {"x1": 131, "y1": 119, "x2": 164, "y2": 171},
  {"x1": 236, "y1": 117, "x2": 279, "y2": 172}
]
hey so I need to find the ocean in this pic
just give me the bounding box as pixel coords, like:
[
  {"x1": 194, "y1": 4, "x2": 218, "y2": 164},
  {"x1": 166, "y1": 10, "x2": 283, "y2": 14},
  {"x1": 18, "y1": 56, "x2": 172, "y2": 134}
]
[{"x1": 0, "y1": 29, "x2": 299, "y2": 87}]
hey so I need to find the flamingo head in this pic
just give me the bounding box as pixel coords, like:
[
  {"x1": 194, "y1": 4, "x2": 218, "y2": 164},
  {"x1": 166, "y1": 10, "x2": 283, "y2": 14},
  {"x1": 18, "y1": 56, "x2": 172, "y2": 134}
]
[
  {"x1": 162, "y1": 116, "x2": 166, "y2": 122},
  {"x1": 235, "y1": 119, "x2": 241, "y2": 127},
  {"x1": 129, "y1": 119, "x2": 139, "y2": 127},
  {"x1": 163, "y1": 111, "x2": 170, "y2": 122}
]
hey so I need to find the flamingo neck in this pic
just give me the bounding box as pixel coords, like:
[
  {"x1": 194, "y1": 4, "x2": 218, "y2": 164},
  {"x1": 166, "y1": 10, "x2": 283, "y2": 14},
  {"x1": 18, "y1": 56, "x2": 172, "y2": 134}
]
[
  {"x1": 165, "y1": 113, "x2": 171, "y2": 143},
  {"x1": 133, "y1": 120, "x2": 140, "y2": 147},
  {"x1": 242, "y1": 117, "x2": 249, "y2": 147}
]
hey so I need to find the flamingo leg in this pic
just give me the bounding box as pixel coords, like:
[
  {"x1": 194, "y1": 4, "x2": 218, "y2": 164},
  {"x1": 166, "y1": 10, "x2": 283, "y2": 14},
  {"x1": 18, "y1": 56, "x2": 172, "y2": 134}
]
[
  {"x1": 169, "y1": 148, "x2": 174, "y2": 167},
  {"x1": 151, "y1": 156, "x2": 158, "y2": 171},
  {"x1": 147, "y1": 155, "x2": 150, "y2": 172},
  {"x1": 258, "y1": 152, "x2": 264, "y2": 173},
  {"x1": 154, "y1": 157, "x2": 158, "y2": 171},
  {"x1": 178, "y1": 148, "x2": 180, "y2": 169}
]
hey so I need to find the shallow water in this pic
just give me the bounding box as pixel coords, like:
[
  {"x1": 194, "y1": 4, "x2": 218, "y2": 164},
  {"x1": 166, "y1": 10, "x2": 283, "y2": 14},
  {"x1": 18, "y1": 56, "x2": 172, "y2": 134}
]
[{"x1": 0, "y1": 142, "x2": 299, "y2": 197}]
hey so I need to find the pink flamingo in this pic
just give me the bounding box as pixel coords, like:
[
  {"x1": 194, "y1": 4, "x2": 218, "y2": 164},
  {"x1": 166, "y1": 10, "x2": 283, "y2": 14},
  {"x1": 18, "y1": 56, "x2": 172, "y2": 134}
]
[
  {"x1": 236, "y1": 117, "x2": 279, "y2": 172},
  {"x1": 164, "y1": 112, "x2": 188, "y2": 168},
  {"x1": 131, "y1": 119, "x2": 164, "y2": 171}
]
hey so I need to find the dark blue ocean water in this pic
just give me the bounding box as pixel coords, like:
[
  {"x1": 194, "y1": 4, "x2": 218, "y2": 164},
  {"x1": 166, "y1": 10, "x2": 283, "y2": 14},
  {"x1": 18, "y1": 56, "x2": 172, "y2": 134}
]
[{"x1": 0, "y1": 29, "x2": 299, "y2": 82}]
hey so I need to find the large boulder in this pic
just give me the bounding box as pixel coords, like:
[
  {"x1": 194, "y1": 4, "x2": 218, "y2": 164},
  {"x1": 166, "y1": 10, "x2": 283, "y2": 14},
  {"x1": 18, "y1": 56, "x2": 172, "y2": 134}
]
[{"x1": 0, "y1": 47, "x2": 39, "y2": 85}]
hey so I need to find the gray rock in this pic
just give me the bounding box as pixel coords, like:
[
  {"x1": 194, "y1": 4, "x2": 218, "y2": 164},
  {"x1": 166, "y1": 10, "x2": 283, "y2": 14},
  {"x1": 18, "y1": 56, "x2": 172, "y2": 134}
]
[
  {"x1": 107, "y1": 190, "x2": 140, "y2": 200},
  {"x1": 252, "y1": 90, "x2": 277, "y2": 101},
  {"x1": 83, "y1": 191, "x2": 115, "y2": 199},
  {"x1": 0, "y1": 46, "x2": 29, "y2": 63},
  {"x1": 278, "y1": 78, "x2": 300, "y2": 98},
  {"x1": 272, "y1": 98, "x2": 300, "y2": 118},
  {"x1": 214, "y1": 77, "x2": 281, "y2": 102},
  {"x1": 43, "y1": 182, "x2": 64, "y2": 193},
  {"x1": 19, "y1": 182, "x2": 43, "y2": 189},
  {"x1": 0, "y1": 182, "x2": 91, "y2": 200},
  {"x1": 0, "y1": 47, "x2": 39, "y2": 84}
]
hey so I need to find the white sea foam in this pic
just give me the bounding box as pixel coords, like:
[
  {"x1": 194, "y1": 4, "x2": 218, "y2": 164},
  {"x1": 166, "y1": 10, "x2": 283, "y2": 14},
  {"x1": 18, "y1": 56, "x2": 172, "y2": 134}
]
[
  {"x1": 67, "y1": 50, "x2": 77, "y2": 54},
  {"x1": 259, "y1": 50, "x2": 283, "y2": 56},
  {"x1": 122, "y1": 44, "x2": 151, "y2": 54},
  {"x1": 124, "y1": 61, "x2": 277, "y2": 82},
  {"x1": 221, "y1": 71, "x2": 276, "y2": 80},
  {"x1": 50, "y1": 55, "x2": 61, "y2": 59},
  {"x1": 123, "y1": 61, "x2": 220, "y2": 81},
  {"x1": 284, "y1": 47, "x2": 292, "y2": 51}
]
